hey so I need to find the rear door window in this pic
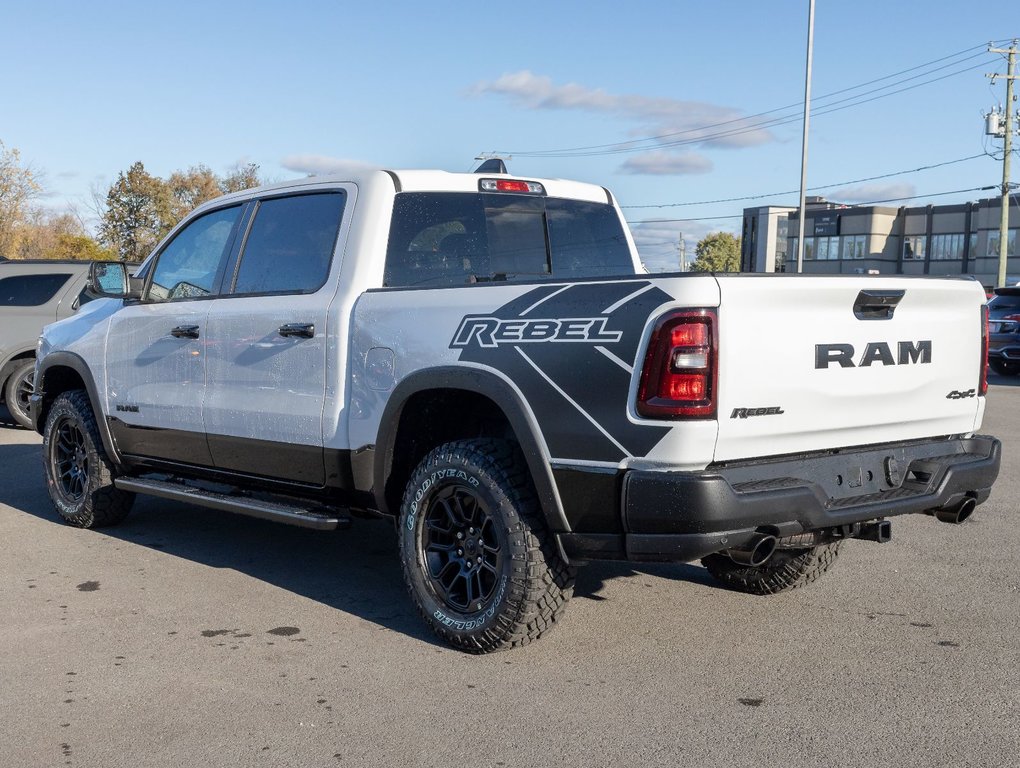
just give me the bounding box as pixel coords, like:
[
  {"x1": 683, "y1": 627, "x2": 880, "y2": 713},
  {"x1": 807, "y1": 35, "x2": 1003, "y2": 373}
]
[
  {"x1": 0, "y1": 273, "x2": 72, "y2": 306},
  {"x1": 231, "y1": 192, "x2": 346, "y2": 295},
  {"x1": 384, "y1": 192, "x2": 634, "y2": 288}
]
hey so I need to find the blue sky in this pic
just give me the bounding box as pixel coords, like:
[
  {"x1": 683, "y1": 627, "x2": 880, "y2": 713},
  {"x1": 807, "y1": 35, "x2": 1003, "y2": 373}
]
[{"x1": 2, "y1": 1, "x2": 1016, "y2": 270}]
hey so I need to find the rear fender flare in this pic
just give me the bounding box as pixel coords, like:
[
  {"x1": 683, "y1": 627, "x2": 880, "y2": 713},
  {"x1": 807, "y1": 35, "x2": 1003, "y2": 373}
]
[{"x1": 372, "y1": 365, "x2": 570, "y2": 532}]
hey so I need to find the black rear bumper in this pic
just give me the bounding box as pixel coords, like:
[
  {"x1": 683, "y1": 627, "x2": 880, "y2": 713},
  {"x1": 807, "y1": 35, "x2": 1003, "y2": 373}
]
[{"x1": 558, "y1": 435, "x2": 1001, "y2": 564}]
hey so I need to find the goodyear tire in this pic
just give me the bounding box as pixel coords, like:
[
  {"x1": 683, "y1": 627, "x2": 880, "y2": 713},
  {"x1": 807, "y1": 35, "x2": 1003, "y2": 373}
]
[
  {"x1": 43, "y1": 390, "x2": 134, "y2": 528},
  {"x1": 4, "y1": 358, "x2": 35, "y2": 429},
  {"x1": 702, "y1": 541, "x2": 842, "y2": 595},
  {"x1": 398, "y1": 438, "x2": 575, "y2": 653}
]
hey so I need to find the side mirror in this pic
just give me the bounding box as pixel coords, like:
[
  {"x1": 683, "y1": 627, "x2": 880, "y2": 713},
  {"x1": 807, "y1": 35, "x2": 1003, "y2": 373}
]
[{"x1": 87, "y1": 261, "x2": 142, "y2": 299}]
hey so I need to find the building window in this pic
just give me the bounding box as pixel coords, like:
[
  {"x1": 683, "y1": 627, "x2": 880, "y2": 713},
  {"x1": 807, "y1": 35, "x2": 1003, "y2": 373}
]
[
  {"x1": 930, "y1": 233, "x2": 965, "y2": 261},
  {"x1": 841, "y1": 234, "x2": 867, "y2": 259},
  {"x1": 987, "y1": 229, "x2": 1018, "y2": 258},
  {"x1": 903, "y1": 235, "x2": 927, "y2": 261}
]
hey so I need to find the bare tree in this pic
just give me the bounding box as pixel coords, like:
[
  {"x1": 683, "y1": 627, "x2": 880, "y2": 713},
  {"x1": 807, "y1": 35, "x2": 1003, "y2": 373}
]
[{"x1": 0, "y1": 140, "x2": 42, "y2": 257}]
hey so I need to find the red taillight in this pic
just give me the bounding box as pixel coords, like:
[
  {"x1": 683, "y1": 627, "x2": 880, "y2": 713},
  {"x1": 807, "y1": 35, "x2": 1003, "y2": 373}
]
[
  {"x1": 496, "y1": 180, "x2": 530, "y2": 192},
  {"x1": 980, "y1": 304, "x2": 989, "y2": 396},
  {"x1": 637, "y1": 310, "x2": 717, "y2": 419}
]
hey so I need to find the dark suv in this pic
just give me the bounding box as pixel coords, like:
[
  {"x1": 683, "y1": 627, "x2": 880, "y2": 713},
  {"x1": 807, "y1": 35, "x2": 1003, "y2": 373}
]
[
  {"x1": 986, "y1": 286, "x2": 1020, "y2": 376},
  {"x1": 0, "y1": 260, "x2": 92, "y2": 428}
]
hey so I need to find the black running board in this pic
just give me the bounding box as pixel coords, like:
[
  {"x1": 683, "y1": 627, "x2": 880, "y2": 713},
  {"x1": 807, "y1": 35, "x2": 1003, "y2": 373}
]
[{"x1": 114, "y1": 477, "x2": 350, "y2": 531}]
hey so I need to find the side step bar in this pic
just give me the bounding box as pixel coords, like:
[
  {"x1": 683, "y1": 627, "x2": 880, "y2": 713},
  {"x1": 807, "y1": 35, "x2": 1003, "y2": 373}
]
[{"x1": 114, "y1": 477, "x2": 350, "y2": 531}]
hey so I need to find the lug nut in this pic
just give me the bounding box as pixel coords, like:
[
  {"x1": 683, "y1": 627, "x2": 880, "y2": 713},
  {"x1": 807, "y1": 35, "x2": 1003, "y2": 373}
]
[{"x1": 456, "y1": 532, "x2": 464, "y2": 540}]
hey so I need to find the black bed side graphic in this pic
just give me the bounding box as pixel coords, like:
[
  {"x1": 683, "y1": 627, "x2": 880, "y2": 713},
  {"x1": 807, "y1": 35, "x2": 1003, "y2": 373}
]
[{"x1": 450, "y1": 281, "x2": 674, "y2": 462}]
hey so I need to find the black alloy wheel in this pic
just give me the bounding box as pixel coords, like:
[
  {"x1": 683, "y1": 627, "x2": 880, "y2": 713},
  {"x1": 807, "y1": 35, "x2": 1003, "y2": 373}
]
[
  {"x1": 50, "y1": 415, "x2": 90, "y2": 503},
  {"x1": 419, "y1": 480, "x2": 505, "y2": 613},
  {"x1": 398, "y1": 439, "x2": 575, "y2": 653},
  {"x1": 42, "y1": 390, "x2": 134, "y2": 528}
]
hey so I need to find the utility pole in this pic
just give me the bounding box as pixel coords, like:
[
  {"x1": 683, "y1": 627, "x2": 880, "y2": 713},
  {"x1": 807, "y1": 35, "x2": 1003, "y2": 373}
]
[
  {"x1": 988, "y1": 40, "x2": 1018, "y2": 287},
  {"x1": 678, "y1": 233, "x2": 687, "y2": 272},
  {"x1": 796, "y1": 0, "x2": 816, "y2": 273}
]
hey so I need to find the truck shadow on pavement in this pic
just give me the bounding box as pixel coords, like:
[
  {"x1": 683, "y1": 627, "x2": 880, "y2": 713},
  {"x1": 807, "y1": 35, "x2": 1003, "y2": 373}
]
[{"x1": 0, "y1": 436, "x2": 714, "y2": 646}]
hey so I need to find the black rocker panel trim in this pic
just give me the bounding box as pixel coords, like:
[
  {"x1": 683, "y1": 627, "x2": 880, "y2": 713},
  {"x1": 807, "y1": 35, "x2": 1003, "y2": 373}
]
[
  {"x1": 373, "y1": 366, "x2": 570, "y2": 532},
  {"x1": 107, "y1": 420, "x2": 355, "y2": 490},
  {"x1": 109, "y1": 418, "x2": 214, "y2": 467}
]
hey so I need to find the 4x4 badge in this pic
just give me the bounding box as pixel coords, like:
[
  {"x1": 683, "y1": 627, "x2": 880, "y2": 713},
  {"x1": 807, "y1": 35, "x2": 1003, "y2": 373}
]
[{"x1": 945, "y1": 389, "x2": 976, "y2": 400}]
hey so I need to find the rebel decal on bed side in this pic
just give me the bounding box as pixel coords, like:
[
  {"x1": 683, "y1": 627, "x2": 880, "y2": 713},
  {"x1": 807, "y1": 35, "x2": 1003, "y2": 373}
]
[{"x1": 450, "y1": 281, "x2": 674, "y2": 461}]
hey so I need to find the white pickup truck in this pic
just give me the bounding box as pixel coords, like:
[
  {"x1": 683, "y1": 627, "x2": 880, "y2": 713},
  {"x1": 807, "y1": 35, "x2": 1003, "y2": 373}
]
[{"x1": 31, "y1": 166, "x2": 1000, "y2": 652}]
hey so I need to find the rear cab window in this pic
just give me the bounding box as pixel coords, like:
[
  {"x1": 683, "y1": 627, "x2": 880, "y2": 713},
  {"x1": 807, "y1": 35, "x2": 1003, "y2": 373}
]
[{"x1": 384, "y1": 192, "x2": 634, "y2": 288}]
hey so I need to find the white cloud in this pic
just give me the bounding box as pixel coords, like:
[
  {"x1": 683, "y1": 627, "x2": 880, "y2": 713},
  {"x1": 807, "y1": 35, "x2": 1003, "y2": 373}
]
[
  {"x1": 279, "y1": 154, "x2": 380, "y2": 176},
  {"x1": 829, "y1": 182, "x2": 916, "y2": 204},
  {"x1": 618, "y1": 151, "x2": 713, "y2": 176},
  {"x1": 471, "y1": 70, "x2": 776, "y2": 156}
]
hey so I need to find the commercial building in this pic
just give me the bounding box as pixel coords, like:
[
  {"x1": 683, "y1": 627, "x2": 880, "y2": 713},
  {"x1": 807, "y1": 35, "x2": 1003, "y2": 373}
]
[{"x1": 741, "y1": 193, "x2": 1020, "y2": 286}]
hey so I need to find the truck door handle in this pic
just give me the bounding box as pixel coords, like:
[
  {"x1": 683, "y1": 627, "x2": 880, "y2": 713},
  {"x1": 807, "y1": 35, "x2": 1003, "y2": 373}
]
[
  {"x1": 170, "y1": 325, "x2": 200, "y2": 339},
  {"x1": 279, "y1": 323, "x2": 315, "y2": 339}
]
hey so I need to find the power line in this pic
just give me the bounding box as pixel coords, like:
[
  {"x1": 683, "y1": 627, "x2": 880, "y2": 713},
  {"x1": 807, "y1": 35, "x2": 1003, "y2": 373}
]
[
  {"x1": 499, "y1": 43, "x2": 1000, "y2": 158},
  {"x1": 625, "y1": 186, "x2": 988, "y2": 226},
  {"x1": 621, "y1": 154, "x2": 986, "y2": 209}
]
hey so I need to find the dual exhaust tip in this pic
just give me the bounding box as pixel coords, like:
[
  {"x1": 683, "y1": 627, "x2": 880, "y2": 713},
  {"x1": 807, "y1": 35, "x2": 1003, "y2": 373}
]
[
  {"x1": 934, "y1": 498, "x2": 976, "y2": 525},
  {"x1": 726, "y1": 534, "x2": 777, "y2": 568},
  {"x1": 726, "y1": 499, "x2": 975, "y2": 568}
]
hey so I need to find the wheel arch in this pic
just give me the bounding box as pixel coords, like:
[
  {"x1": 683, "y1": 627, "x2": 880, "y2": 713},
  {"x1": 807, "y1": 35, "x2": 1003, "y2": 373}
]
[
  {"x1": 0, "y1": 347, "x2": 38, "y2": 399},
  {"x1": 34, "y1": 352, "x2": 121, "y2": 465},
  {"x1": 371, "y1": 366, "x2": 569, "y2": 533}
]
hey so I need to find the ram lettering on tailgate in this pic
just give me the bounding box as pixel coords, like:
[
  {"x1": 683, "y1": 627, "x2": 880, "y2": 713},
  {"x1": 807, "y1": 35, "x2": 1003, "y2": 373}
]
[{"x1": 815, "y1": 340, "x2": 932, "y2": 369}]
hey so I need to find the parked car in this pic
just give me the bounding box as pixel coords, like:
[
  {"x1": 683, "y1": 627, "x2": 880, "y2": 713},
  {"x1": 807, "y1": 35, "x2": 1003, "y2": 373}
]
[
  {"x1": 986, "y1": 286, "x2": 1020, "y2": 375},
  {"x1": 0, "y1": 260, "x2": 93, "y2": 428}
]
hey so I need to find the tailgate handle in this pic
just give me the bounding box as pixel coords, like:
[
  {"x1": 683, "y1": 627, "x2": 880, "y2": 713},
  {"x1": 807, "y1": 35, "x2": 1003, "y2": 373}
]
[{"x1": 854, "y1": 290, "x2": 904, "y2": 320}]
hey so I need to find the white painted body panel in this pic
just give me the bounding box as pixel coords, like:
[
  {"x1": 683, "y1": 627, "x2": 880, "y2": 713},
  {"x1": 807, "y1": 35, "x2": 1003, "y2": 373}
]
[{"x1": 712, "y1": 276, "x2": 986, "y2": 461}]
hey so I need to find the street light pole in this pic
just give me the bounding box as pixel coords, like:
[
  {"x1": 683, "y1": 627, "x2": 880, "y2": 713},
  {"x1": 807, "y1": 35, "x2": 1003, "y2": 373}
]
[{"x1": 796, "y1": 0, "x2": 816, "y2": 273}]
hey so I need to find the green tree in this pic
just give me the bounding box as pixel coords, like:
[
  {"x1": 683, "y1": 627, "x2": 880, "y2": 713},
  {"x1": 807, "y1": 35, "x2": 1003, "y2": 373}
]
[
  {"x1": 167, "y1": 165, "x2": 222, "y2": 224},
  {"x1": 98, "y1": 162, "x2": 172, "y2": 262},
  {"x1": 98, "y1": 161, "x2": 264, "y2": 262},
  {"x1": 691, "y1": 232, "x2": 741, "y2": 272},
  {"x1": 0, "y1": 140, "x2": 42, "y2": 257}
]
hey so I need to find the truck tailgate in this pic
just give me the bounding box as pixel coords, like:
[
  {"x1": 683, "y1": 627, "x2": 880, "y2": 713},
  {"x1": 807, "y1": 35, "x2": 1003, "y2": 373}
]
[{"x1": 713, "y1": 276, "x2": 986, "y2": 462}]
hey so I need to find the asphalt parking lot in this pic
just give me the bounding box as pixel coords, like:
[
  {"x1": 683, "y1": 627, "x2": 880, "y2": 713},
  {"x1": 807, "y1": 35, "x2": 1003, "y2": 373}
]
[{"x1": 2, "y1": 382, "x2": 1018, "y2": 768}]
